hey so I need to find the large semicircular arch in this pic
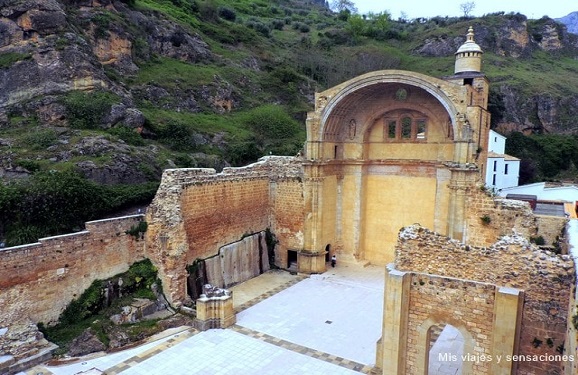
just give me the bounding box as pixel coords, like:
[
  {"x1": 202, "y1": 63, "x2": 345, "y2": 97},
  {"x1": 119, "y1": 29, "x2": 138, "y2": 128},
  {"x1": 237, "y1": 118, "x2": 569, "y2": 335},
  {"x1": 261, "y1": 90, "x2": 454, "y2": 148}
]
[{"x1": 318, "y1": 70, "x2": 459, "y2": 141}]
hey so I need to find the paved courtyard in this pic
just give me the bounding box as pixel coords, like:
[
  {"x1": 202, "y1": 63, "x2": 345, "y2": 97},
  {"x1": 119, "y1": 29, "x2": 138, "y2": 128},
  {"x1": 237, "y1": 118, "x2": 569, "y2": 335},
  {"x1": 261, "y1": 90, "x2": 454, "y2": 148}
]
[{"x1": 24, "y1": 262, "x2": 385, "y2": 375}]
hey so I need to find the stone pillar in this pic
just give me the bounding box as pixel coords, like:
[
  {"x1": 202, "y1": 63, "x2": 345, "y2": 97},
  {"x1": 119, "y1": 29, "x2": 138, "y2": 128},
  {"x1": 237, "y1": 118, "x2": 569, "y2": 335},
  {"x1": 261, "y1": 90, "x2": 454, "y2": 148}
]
[
  {"x1": 491, "y1": 287, "x2": 523, "y2": 374},
  {"x1": 377, "y1": 264, "x2": 410, "y2": 374},
  {"x1": 447, "y1": 167, "x2": 477, "y2": 242},
  {"x1": 195, "y1": 291, "x2": 236, "y2": 331},
  {"x1": 300, "y1": 163, "x2": 327, "y2": 273}
]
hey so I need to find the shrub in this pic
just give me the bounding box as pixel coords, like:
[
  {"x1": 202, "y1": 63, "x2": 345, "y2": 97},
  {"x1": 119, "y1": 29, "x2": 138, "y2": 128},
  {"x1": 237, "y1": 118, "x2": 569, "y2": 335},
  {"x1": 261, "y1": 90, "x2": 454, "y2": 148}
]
[
  {"x1": 240, "y1": 104, "x2": 301, "y2": 140},
  {"x1": 19, "y1": 129, "x2": 58, "y2": 150},
  {"x1": 108, "y1": 126, "x2": 145, "y2": 146},
  {"x1": 218, "y1": 7, "x2": 236, "y2": 21},
  {"x1": 299, "y1": 23, "x2": 310, "y2": 33},
  {"x1": 480, "y1": 215, "x2": 491, "y2": 225},
  {"x1": 92, "y1": 12, "x2": 111, "y2": 38},
  {"x1": 530, "y1": 235, "x2": 546, "y2": 246},
  {"x1": 271, "y1": 19, "x2": 284, "y2": 30},
  {"x1": 246, "y1": 20, "x2": 270, "y2": 37},
  {"x1": 15, "y1": 159, "x2": 41, "y2": 172},
  {"x1": 157, "y1": 120, "x2": 194, "y2": 151},
  {"x1": 125, "y1": 220, "x2": 148, "y2": 240},
  {"x1": 63, "y1": 90, "x2": 118, "y2": 129}
]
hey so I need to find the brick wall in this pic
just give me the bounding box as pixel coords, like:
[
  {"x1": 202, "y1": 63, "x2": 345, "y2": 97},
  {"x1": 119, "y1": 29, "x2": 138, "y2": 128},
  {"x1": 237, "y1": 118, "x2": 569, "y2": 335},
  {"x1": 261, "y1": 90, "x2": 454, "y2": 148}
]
[
  {"x1": 181, "y1": 177, "x2": 271, "y2": 262},
  {"x1": 396, "y1": 224, "x2": 575, "y2": 374},
  {"x1": 271, "y1": 178, "x2": 305, "y2": 267},
  {"x1": 0, "y1": 215, "x2": 146, "y2": 325}
]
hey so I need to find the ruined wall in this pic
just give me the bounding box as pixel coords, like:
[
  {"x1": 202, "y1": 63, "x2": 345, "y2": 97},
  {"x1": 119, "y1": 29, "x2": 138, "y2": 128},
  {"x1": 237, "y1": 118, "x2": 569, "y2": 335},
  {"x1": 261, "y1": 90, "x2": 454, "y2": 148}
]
[
  {"x1": 466, "y1": 188, "x2": 538, "y2": 247},
  {"x1": 0, "y1": 215, "x2": 146, "y2": 325},
  {"x1": 535, "y1": 215, "x2": 567, "y2": 251},
  {"x1": 145, "y1": 156, "x2": 305, "y2": 305},
  {"x1": 395, "y1": 225, "x2": 575, "y2": 375}
]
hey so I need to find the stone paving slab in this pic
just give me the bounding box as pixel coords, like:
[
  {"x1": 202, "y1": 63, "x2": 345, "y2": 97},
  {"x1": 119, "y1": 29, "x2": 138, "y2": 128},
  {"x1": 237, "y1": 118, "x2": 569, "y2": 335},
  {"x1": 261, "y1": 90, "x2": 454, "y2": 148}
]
[{"x1": 236, "y1": 265, "x2": 385, "y2": 366}]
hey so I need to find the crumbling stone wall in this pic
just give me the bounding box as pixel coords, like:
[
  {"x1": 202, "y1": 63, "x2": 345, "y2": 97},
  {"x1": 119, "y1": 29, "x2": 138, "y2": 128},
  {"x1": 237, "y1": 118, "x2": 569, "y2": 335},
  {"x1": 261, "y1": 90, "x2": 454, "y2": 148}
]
[
  {"x1": 0, "y1": 215, "x2": 146, "y2": 326},
  {"x1": 466, "y1": 187, "x2": 538, "y2": 246},
  {"x1": 535, "y1": 215, "x2": 568, "y2": 253},
  {"x1": 145, "y1": 156, "x2": 305, "y2": 306},
  {"x1": 271, "y1": 178, "x2": 305, "y2": 267},
  {"x1": 396, "y1": 225, "x2": 575, "y2": 375}
]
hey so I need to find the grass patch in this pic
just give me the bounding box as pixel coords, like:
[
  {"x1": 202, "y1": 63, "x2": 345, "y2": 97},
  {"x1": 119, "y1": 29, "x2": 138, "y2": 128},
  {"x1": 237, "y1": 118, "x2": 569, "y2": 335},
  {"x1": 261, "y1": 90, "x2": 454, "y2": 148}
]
[
  {"x1": 131, "y1": 57, "x2": 218, "y2": 87},
  {"x1": 0, "y1": 52, "x2": 32, "y2": 69}
]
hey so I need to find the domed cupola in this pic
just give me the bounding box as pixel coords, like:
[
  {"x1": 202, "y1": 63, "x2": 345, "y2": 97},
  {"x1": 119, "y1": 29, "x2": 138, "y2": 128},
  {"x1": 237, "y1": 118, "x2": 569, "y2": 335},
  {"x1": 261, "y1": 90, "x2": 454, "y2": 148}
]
[{"x1": 454, "y1": 26, "x2": 483, "y2": 74}]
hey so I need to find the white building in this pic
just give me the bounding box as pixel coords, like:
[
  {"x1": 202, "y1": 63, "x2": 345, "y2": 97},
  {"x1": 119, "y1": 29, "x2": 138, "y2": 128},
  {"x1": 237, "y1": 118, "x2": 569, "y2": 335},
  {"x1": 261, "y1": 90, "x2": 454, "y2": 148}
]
[
  {"x1": 498, "y1": 182, "x2": 578, "y2": 202},
  {"x1": 485, "y1": 130, "x2": 520, "y2": 190}
]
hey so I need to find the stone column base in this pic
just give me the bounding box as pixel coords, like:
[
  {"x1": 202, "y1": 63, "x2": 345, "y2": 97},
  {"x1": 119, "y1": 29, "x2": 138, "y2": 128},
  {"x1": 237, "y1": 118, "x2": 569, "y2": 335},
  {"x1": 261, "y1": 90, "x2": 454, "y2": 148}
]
[
  {"x1": 297, "y1": 250, "x2": 326, "y2": 274},
  {"x1": 194, "y1": 295, "x2": 236, "y2": 331}
]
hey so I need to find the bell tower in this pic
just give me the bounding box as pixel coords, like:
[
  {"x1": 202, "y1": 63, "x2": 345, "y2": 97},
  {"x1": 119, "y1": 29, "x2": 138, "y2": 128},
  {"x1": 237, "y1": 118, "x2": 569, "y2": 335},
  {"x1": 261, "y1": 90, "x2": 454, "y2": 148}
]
[{"x1": 454, "y1": 26, "x2": 483, "y2": 74}]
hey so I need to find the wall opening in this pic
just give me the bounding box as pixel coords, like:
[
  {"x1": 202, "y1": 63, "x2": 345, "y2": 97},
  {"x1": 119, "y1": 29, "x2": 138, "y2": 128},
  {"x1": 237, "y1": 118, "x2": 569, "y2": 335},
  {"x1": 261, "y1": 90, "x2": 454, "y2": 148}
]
[
  {"x1": 325, "y1": 244, "x2": 331, "y2": 262},
  {"x1": 427, "y1": 324, "x2": 464, "y2": 375},
  {"x1": 287, "y1": 250, "x2": 298, "y2": 268},
  {"x1": 186, "y1": 259, "x2": 208, "y2": 300}
]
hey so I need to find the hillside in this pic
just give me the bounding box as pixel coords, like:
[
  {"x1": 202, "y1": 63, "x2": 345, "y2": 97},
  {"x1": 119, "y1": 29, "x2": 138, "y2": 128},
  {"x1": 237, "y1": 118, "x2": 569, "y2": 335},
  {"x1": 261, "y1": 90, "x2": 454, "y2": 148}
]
[{"x1": 2, "y1": 0, "x2": 578, "y2": 245}]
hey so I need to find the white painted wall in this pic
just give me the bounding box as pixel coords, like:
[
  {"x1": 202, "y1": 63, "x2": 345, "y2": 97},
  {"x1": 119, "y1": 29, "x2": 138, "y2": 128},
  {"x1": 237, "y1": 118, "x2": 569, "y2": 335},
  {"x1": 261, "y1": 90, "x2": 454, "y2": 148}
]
[
  {"x1": 488, "y1": 130, "x2": 506, "y2": 154},
  {"x1": 486, "y1": 157, "x2": 520, "y2": 190},
  {"x1": 499, "y1": 182, "x2": 578, "y2": 203},
  {"x1": 485, "y1": 130, "x2": 519, "y2": 190}
]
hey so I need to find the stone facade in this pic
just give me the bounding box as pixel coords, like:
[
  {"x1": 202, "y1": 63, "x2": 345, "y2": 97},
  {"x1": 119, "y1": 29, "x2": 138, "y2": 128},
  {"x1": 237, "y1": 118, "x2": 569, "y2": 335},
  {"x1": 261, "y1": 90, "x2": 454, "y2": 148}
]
[{"x1": 300, "y1": 28, "x2": 491, "y2": 269}]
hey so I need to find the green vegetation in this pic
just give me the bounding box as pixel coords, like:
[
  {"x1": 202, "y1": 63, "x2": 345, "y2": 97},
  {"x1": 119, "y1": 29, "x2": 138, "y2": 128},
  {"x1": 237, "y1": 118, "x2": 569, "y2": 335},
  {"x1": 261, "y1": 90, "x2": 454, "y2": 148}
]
[
  {"x1": 0, "y1": 52, "x2": 32, "y2": 69},
  {"x1": 38, "y1": 259, "x2": 161, "y2": 354},
  {"x1": 63, "y1": 91, "x2": 120, "y2": 129},
  {"x1": 125, "y1": 220, "x2": 148, "y2": 239},
  {"x1": 0, "y1": 171, "x2": 158, "y2": 246},
  {"x1": 2, "y1": 0, "x2": 578, "y2": 249},
  {"x1": 506, "y1": 133, "x2": 578, "y2": 183}
]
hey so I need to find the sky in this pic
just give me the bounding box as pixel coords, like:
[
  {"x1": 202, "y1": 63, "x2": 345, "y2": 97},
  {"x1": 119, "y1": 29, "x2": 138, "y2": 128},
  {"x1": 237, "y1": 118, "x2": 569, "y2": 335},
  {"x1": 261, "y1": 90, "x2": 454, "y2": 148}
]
[{"x1": 352, "y1": 0, "x2": 576, "y2": 20}]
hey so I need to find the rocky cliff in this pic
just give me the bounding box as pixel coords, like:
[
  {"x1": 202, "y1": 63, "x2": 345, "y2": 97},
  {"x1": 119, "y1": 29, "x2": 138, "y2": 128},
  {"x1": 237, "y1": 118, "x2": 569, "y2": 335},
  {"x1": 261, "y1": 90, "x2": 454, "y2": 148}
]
[
  {"x1": 0, "y1": 0, "x2": 230, "y2": 183},
  {"x1": 1, "y1": 1, "x2": 578, "y2": 186}
]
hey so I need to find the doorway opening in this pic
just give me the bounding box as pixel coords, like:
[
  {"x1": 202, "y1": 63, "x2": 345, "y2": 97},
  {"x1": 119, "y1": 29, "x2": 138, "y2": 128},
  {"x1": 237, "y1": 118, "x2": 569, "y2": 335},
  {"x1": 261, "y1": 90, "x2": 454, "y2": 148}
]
[
  {"x1": 325, "y1": 244, "x2": 331, "y2": 262},
  {"x1": 427, "y1": 323, "x2": 464, "y2": 374},
  {"x1": 287, "y1": 250, "x2": 298, "y2": 269}
]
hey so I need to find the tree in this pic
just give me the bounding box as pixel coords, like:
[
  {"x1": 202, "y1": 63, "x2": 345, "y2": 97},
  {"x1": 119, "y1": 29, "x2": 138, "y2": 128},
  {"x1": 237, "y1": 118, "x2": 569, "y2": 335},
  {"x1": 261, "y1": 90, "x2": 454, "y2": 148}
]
[
  {"x1": 331, "y1": 0, "x2": 357, "y2": 13},
  {"x1": 460, "y1": 2, "x2": 475, "y2": 17}
]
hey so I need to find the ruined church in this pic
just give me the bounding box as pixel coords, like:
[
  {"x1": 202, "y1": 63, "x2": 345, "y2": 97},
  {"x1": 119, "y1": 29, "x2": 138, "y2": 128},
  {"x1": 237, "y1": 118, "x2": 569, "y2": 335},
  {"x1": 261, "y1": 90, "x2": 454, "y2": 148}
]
[{"x1": 1, "y1": 28, "x2": 577, "y2": 375}]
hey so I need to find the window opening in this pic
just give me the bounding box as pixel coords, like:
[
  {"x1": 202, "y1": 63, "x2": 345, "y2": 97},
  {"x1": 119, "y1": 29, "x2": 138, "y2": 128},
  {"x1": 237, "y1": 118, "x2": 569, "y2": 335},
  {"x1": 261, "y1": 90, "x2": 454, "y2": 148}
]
[{"x1": 401, "y1": 117, "x2": 412, "y2": 139}]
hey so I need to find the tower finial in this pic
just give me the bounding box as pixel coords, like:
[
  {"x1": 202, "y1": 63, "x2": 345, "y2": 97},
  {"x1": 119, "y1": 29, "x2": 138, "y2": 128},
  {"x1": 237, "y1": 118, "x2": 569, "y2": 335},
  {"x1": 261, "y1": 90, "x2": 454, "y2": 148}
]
[{"x1": 466, "y1": 26, "x2": 475, "y2": 42}]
